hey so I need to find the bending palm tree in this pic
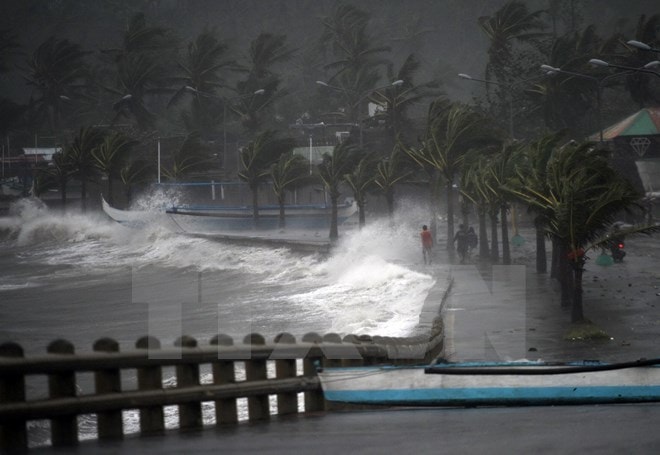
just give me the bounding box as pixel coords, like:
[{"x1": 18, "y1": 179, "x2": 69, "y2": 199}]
[
  {"x1": 318, "y1": 141, "x2": 361, "y2": 240},
  {"x1": 270, "y1": 152, "x2": 308, "y2": 229},
  {"x1": 239, "y1": 130, "x2": 295, "y2": 227}
]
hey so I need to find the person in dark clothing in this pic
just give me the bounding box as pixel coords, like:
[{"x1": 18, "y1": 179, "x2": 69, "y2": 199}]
[
  {"x1": 453, "y1": 224, "x2": 468, "y2": 264},
  {"x1": 420, "y1": 225, "x2": 433, "y2": 264},
  {"x1": 466, "y1": 226, "x2": 478, "y2": 255}
]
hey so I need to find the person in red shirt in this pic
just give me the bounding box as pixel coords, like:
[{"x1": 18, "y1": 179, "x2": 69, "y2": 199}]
[{"x1": 420, "y1": 225, "x2": 433, "y2": 264}]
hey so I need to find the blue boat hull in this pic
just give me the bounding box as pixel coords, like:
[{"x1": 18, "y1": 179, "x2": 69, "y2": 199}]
[{"x1": 318, "y1": 360, "x2": 660, "y2": 407}]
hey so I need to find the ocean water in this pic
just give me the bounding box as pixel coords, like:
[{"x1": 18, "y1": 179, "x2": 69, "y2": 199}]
[{"x1": 0, "y1": 196, "x2": 437, "y2": 444}]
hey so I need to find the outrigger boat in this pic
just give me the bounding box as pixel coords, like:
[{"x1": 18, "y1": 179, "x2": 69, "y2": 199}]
[
  {"x1": 318, "y1": 358, "x2": 660, "y2": 407},
  {"x1": 102, "y1": 196, "x2": 357, "y2": 233}
]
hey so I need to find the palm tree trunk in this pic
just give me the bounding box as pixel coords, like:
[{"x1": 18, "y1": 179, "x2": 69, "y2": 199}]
[
  {"x1": 329, "y1": 195, "x2": 339, "y2": 241},
  {"x1": 490, "y1": 209, "x2": 499, "y2": 263},
  {"x1": 478, "y1": 207, "x2": 489, "y2": 259},
  {"x1": 501, "y1": 204, "x2": 511, "y2": 265},
  {"x1": 446, "y1": 179, "x2": 455, "y2": 251},
  {"x1": 571, "y1": 262, "x2": 585, "y2": 322},
  {"x1": 551, "y1": 238, "x2": 559, "y2": 279},
  {"x1": 558, "y1": 242, "x2": 572, "y2": 308},
  {"x1": 534, "y1": 216, "x2": 547, "y2": 273},
  {"x1": 386, "y1": 189, "x2": 394, "y2": 219},
  {"x1": 278, "y1": 197, "x2": 285, "y2": 229},
  {"x1": 80, "y1": 173, "x2": 87, "y2": 212},
  {"x1": 358, "y1": 199, "x2": 366, "y2": 229},
  {"x1": 251, "y1": 186, "x2": 259, "y2": 229}
]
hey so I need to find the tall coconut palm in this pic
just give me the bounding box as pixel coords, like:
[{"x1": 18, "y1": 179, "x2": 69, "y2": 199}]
[
  {"x1": 370, "y1": 53, "x2": 442, "y2": 143},
  {"x1": 239, "y1": 130, "x2": 296, "y2": 227},
  {"x1": 344, "y1": 154, "x2": 377, "y2": 228},
  {"x1": 505, "y1": 141, "x2": 658, "y2": 322},
  {"x1": 92, "y1": 132, "x2": 138, "y2": 205},
  {"x1": 169, "y1": 29, "x2": 234, "y2": 135},
  {"x1": 318, "y1": 141, "x2": 361, "y2": 240},
  {"x1": 406, "y1": 99, "x2": 501, "y2": 249},
  {"x1": 160, "y1": 132, "x2": 209, "y2": 182},
  {"x1": 478, "y1": 0, "x2": 546, "y2": 84},
  {"x1": 510, "y1": 131, "x2": 566, "y2": 273},
  {"x1": 484, "y1": 142, "x2": 526, "y2": 265},
  {"x1": 270, "y1": 152, "x2": 308, "y2": 229},
  {"x1": 374, "y1": 143, "x2": 413, "y2": 219},
  {"x1": 65, "y1": 127, "x2": 105, "y2": 211},
  {"x1": 24, "y1": 37, "x2": 89, "y2": 132},
  {"x1": 461, "y1": 152, "x2": 497, "y2": 260},
  {"x1": 234, "y1": 33, "x2": 292, "y2": 134}
]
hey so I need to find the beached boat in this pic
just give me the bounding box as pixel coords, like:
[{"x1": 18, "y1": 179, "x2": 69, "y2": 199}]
[
  {"x1": 318, "y1": 358, "x2": 660, "y2": 406},
  {"x1": 102, "y1": 196, "x2": 357, "y2": 233}
]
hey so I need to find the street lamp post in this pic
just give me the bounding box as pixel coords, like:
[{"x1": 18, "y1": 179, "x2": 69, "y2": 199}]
[
  {"x1": 185, "y1": 86, "x2": 265, "y2": 168},
  {"x1": 316, "y1": 79, "x2": 404, "y2": 146},
  {"x1": 588, "y1": 58, "x2": 660, "y2": 78},
  {"x1": 627, "y1": 40, "x2": 660, "y2": 54}
]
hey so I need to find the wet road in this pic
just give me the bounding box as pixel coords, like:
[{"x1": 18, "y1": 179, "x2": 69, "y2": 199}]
[{"x1": 32, "y1": 404, "x2": 660, "y2": 454}]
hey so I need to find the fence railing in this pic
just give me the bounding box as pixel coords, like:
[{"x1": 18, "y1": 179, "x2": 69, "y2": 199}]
[{"x1": 0, "y1": 327, "x2": 443, "y2": 451}]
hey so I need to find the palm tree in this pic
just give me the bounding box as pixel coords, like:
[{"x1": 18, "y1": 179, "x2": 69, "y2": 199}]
[
  {"x1": 484, "y1": 142, "x2": 526, "y2": 265},
  {"x1": 319, "y1": 3, "x2": 391, "y2": 124},
  {"x1": 169, "y1": 29, "x2": 234, "y2": 135},
  {"x1": 374, "y1": 143, "x2": 413, "y2": 219},
  {"x1": 120, "y1": 158, "x2": 153, "y2": 207},
  {"x1": 506, "y1": 141, "x2": 657, "y2": 322},
  {"x1": 92, "y1": 132, "x2": 138, "y2": 205},
  {"x1": 478, "y1": 1, "x2": 546, "y2": 84},
  {"x1": 102, "y1": 13, "x2": 177, "y2": 131},
  {"x1": 65, "y1": 127, "x2": 105, "y2": 211},
  {"x1": 318, "y1": 141, "x2": 361, "y2": 240},
  {"x1": 406, "y1": 99, "x2": 500, "y2": 249},
  {"x1": 43, "y1": 150, "x2": 74, "y2": 207},
  {"x1": 160, "y1": 132, "x2": 209, "y2": 182},
  {"x1": 238, "y1": 130, "x2": 296, "y2": 227},
  {"x1": 24, "y1": 37, "x2": 89, "y2": 132},
  {"x1": 234, "y1": 33, "x2": 293, "y2": 134},
  {"x1": 344, "y1": 155, "x2": 377, "y2": 228},
  {"x1": 0, "y1": 29, "x2": 21, "y2": 73},
  {"x1": 270, "y1": 152, "x2": 308, "y2": 229},
  {"x1": 510, "y1": 132, "x2": 566, "y2": 273},
  {"x1": 461, "y1": 153, "x2": 496, "y2": 260},
  {"x1": 370, "y1": 53, "x2": 441, "y2": 142}
]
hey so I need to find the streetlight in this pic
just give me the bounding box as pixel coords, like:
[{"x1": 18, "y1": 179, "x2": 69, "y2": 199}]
[
  {"x1": 588, "y1": 58, "x2": 660, "y2": 78},
  {"x1": 627, "y1": 40, "x2": 660, "y2": 54},
  {"x1": 458, "y1": 73, "x2": 542, "y2": 139},
  {"x1": 315, "y1": 79, "x2": 404, "y2": 146},
  {"x1": 185, "y1": 86, "x2": 265, "y2": 167}
]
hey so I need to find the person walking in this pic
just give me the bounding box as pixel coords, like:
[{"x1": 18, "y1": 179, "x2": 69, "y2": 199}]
[
  {"x1": 420, "y1": 225, "x2": 433, "y2": 264},
  {"x1": 466, "y1": 226, "x2": 478, "y2": 257},
  {"x1": 454, "y1": 224, "x2": 469, "y2": 264}
]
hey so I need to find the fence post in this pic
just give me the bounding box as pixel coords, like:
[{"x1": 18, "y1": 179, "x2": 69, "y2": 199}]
[
  {"x1": 209, "y1": 334, "x2": 237, "y2": 425},
  {"x1": 301, "y1": 332, "x2": 324, "y2": 412},
  {"x1": 174, "y1": 336, "x2": 202, "y2": 430},
  {"x1": 243, "y1": 333, "x2": 269, "y2": 421},
  {"x1": 47, "y1": 339, "x2": 78, "y2": 447},
  {"x1": 0, "y1": 342, "x2": 27, "y2": 451},
  {"x1": 273, "y1": 333, "x2": 297, "y2": 416},
  {"x1": 93, "y1": 337, "x2": 123, "y2": 440},
  {"x1": 135, "y1": 336, "x2": 164, "y2": 436}
]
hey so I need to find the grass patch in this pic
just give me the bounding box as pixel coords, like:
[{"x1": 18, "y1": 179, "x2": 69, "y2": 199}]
[{"x1": 564, "y1": 320, "x2": 611, "y2": 341}]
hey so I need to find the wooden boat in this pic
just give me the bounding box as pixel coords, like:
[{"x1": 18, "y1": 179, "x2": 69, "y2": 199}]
[
  {"x1": 102, "y1": 196, "x2": 357, "y2": 233},
  {"x1": 318, "y1": 358, "x2": 660, "y2": 407}
]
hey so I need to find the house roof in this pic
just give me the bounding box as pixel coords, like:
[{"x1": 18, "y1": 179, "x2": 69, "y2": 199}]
[{"x1": 594, "y1": 107, "x2": 660, "y2": 141}]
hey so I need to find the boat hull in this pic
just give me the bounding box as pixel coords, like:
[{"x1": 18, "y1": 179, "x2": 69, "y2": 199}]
[
  {"x1": 102, "y1": 197, "x2": 357, "y2": 233},
  {"x1": 318, "y1": 361, "x2": 660, "y2": 407}
]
